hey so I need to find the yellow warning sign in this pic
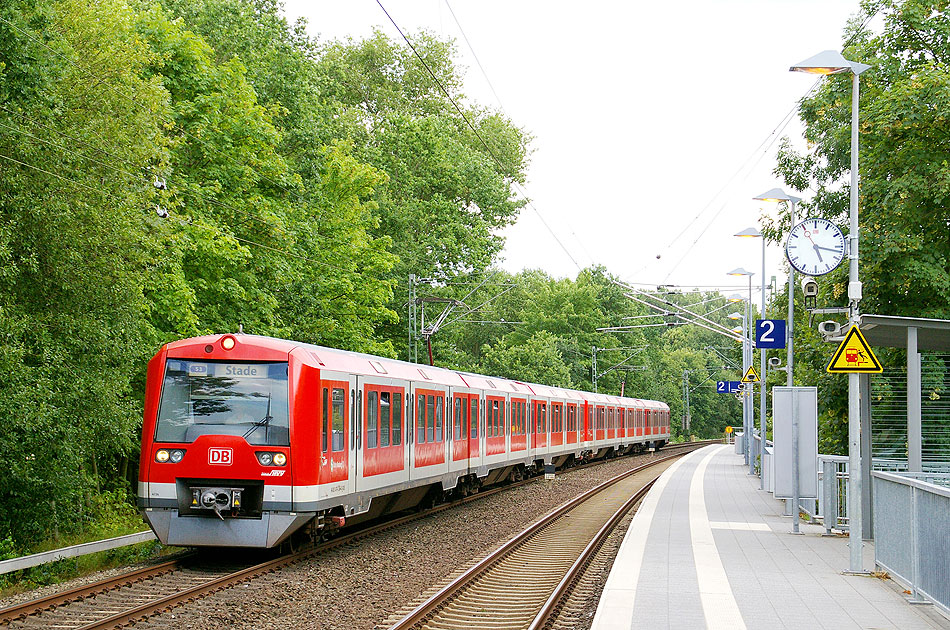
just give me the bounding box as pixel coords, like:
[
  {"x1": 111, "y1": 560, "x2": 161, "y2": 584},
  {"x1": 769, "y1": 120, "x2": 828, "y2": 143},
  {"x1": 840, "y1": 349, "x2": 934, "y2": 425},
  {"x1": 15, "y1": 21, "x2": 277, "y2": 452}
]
[
  {"x1": 827, "y1": 325, "x2": 883, "y2": 373},
  {"x1": 725, "y1": 426, "x2": 733, "y2": 433},
  {"x1": 741, "y1": 366, "x2": 760, "y2": 383}
]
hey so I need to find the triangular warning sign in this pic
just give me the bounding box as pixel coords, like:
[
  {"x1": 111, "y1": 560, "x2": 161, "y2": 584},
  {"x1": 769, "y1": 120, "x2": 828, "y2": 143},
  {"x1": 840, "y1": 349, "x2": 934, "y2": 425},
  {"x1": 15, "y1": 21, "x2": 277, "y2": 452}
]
[
  {"x1": 827, "y1": 325, "x2": 883, "y2": 373},
  {"x1": 741, "y1": 366, "x2": 760, "y2": 383}
]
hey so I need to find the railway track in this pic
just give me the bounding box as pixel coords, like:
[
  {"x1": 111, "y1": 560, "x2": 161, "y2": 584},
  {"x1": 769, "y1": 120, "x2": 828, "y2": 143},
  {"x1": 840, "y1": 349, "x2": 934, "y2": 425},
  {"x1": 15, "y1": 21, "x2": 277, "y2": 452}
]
[
  {"x1": 0, "y1": 441, "x2": 712, "y2": 629},
  {"x1": 386, "y1": 447, "x2": 696, "y2": 630}
]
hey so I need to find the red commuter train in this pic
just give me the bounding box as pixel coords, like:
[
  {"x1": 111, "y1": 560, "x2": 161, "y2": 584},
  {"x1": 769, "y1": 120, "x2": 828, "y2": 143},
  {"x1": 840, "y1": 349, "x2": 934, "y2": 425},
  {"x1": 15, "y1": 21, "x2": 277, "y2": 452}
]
[{"x1": 137, "y1": 333, "x2": 670, "y2": 547}]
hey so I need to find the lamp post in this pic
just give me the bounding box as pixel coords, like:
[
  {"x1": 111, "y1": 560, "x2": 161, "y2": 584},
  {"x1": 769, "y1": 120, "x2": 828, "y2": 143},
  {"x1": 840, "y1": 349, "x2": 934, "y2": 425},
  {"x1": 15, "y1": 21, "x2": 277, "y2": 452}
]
[
  {"x1": 791, "y1": 49, "x2": 869, "y2": 572},
  {"x1": 728, "y1": 266, "x2": 755, "y2": 475},
  {"x1": 736, "y1": 227, "x2": 768, "y2": 488},
  {"x1": 727, "y1": 312, "x2": 748, "y2": 463},
  {"x1": 753, "y1": 188, "x2": 801, "y2": 388}
]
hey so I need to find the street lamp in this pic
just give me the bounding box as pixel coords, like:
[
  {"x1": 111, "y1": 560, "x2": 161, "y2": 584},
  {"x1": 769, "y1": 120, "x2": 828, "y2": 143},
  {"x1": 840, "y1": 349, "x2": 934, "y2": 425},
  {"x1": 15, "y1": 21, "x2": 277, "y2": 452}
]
[
  {"x1": 753, "y1": 188, "x2": 800, "y2": 388},
  {"x1": 728, "y1": 267, "x2": 754, "y2": 475},
  {"x1": 736, "y1": 227, "x2": 768, "y2": 489},
  {"x1": 791, "y1": 49, "x2": 870, "y2": 572}
]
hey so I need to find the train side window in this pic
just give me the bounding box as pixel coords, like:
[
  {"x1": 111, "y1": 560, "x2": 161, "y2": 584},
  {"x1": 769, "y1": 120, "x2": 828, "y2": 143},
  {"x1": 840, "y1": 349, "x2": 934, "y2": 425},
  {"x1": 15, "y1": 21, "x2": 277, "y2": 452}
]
[
  {"x1": 381, "y1": 392, "x2": 391, "y2": 447},
  {"x1": 454, "y1": 398, "x2": 462, "y2": 440},
  {"x1": 393, "y1": 392, "x2": 402, "y2": 445},
  {"x1": 417, "y1": 396, "x2": 426, "y2": 444},
  {"x1": 367, "y1": 390, "x2": 378, "y2": 449},
  {"x1": 322, "y1": 388, "x2": 329, "y2": 453},
  {"x1": 492, "y1": 400, "x2": 500, "y2": 436},
  {"x1": 427, "y1": 395, "x2": 436, "y2": 442},
  {"x1": 470, "y1": 399, "x2": 478, "y2": 438},
  {"x1": 331, "y1": 388, "x2": 345, "y2": 452},
  {"x1": 435, "y1": 396, "x2": 444, "y2": 442}
]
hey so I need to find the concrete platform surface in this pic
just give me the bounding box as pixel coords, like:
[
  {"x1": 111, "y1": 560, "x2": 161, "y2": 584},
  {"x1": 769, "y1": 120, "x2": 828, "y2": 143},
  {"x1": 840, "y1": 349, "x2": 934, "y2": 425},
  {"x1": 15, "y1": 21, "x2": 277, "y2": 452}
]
[{"x1": 591, "y1": 444, "x2": 950, "y2": 630}]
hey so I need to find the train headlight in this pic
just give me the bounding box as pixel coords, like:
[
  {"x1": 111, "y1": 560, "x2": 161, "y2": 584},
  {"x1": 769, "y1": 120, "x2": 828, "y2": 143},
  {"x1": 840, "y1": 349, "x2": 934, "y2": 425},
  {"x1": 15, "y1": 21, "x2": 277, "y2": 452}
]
[
  {"x1": 273, "y1": 453, "x2": 287, "y2": 466},
  {"x1": 155, "y1": 449, "x2": 185, "y2": 463},
  {"x1": 221, "y1": 335, "x2": 236, "y2": 350},
  {"x1": 257, "y1": 452, "x2": 273, "y2": 466}
]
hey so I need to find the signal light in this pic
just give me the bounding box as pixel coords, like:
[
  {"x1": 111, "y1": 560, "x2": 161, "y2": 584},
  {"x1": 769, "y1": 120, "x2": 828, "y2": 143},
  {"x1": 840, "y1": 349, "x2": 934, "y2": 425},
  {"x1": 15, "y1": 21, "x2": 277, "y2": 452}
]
[{"x1": 221, "y1": 336, "x2": 236, "y2": 350}]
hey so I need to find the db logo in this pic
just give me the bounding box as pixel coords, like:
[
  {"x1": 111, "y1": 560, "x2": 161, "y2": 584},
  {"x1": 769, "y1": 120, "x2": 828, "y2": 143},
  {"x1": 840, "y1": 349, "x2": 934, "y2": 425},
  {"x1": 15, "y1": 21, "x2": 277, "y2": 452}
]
[{"x1": 209, "y1": 447, "x2": 233, "y2": 465}]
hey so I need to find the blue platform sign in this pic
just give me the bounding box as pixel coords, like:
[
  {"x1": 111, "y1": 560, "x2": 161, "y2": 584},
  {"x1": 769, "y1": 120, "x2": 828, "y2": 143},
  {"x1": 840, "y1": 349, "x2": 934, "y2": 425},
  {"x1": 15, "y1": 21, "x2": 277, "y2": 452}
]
[
  {"x1": 756, "y1": 319, "x2": 787, "y2": 349},
  {"x1": 716, "y1": 381, "x2": 742, "y2": 393}
]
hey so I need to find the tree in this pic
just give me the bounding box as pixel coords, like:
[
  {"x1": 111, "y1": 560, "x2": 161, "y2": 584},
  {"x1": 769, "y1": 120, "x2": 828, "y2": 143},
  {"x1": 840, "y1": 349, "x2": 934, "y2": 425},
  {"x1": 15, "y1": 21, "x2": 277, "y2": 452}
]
[{"x1": 0, "y1": 0, "x2": 170, "y2": 546}]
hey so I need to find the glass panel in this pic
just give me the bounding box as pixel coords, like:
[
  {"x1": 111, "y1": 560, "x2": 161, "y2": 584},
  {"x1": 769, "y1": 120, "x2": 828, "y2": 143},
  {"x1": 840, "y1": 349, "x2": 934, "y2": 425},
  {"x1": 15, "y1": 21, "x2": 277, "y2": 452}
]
[
  {"x1": 435, "y1": 396, "x2": 443, "y2": 442},
  {"x1": 156, "y1": 360, "x2": 290, "y2": 446},
  {"x1": 470, "y1": 399, "x2": 478, "y2": 438},
  {"x1": 331, "y1": 388, "x2": 345, "y2": 452},
  {"x1": 393, "y1": 392, "x2": 402, "y2": 445},
  {"x1": 417, "y1": 395, "x2": 426, "y2": 443},
  {"x1": 381, "y1": 392, "x2": 391, "y2": 447},
  {"x1": 367, "y1": 390, "x2": 378, "y2": 449},
  {"x1": 462, "y1": 397, "x2": 469, "y2": 439},
  {"x1": 454, "y1": 398, "x2": 462, "y2": 440},
  {"x1": 322, "y1": 388, "x2": 328, "y2": 452},
  {"x1": 427, "y1": 395, "x2": 435, "y2": 442}
]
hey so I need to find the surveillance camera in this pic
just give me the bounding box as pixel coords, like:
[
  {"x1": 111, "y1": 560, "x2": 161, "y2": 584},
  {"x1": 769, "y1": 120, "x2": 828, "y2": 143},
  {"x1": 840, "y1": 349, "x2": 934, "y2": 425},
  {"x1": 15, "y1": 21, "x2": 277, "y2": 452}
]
[
  {"x1": 818, "y1": 321, "x2": 841, "y2": 336},
  {"x1": 768, "y1": 357, "x2": 781, "y2": 368},
  {"x1": 800, "y1": 276, "x2": 818, "y2": 298}
]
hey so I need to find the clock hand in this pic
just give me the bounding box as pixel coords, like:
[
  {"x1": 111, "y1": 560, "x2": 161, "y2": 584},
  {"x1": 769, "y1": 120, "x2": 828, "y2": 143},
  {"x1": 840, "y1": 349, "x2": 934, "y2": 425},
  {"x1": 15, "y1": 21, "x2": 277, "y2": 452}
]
[
  {"x1": 814, "y1": 245, "x2": 841, "y2": 253},
  {"x1": 812, "y1": 244, "x2": 824, "y2": 262}
]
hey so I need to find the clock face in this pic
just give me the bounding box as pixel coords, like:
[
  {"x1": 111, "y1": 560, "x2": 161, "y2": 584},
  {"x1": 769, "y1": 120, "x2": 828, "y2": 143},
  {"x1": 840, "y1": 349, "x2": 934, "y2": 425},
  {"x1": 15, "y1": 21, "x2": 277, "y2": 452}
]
[{"x1": 785, "y1": 218, "x2": 846, "y2": 276}]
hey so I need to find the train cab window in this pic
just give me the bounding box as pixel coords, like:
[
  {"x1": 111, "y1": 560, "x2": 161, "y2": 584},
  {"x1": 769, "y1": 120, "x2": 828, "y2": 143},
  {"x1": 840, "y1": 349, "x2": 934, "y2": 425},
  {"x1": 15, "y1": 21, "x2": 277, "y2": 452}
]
[
  {"x1": 427, "y1": 395, "x2": 436, "y2": 442},
  {"x1": 331, "y1": 388, "x2": 345, "y2": 452},
  {"x1": 156, "y1": 359, "x2": 290, "y2": 446},
  {"x1": 436, "y1": 396, "x2": 444, "y2": 442},
  {"x1": 367, "y1": 390, "x2": 378, "y2": 449},
  {"x1": 470, "y1": 399, "x2": 478, "y2": 438},
  {"x1": 381, "y1": 392, "x2": 391, "y2": 447},
  {"x1": 393, "y1": 392, "x2": 402, "y2": 445},
  {"x1": 417, "y1": 396, "x2": 426, "y2": 444},
  {"x1": 322, "y1": 388, "x2": 329, "y2": 453}
]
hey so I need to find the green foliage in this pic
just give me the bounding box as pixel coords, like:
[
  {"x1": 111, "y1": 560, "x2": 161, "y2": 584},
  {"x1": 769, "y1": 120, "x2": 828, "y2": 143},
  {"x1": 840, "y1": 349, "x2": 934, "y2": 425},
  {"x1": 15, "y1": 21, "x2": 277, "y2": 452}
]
[
  {"x1": 770, "y1": 0, "x2": 950, "y2": 453},
  {"x1": 772, "y1": 0, "x2": 949, "y2": 319}
]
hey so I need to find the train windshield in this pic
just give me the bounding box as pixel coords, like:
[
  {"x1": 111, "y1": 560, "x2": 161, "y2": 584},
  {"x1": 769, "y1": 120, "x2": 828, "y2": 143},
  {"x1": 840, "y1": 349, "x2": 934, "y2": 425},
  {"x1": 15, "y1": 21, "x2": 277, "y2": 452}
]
[{"x1": 155, "y1": 360, "x2": 290, "y2": 446}]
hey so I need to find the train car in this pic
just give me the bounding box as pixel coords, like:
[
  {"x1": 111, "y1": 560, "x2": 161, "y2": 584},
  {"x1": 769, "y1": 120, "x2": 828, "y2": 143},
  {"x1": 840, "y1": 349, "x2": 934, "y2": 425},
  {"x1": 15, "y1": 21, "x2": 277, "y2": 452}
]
[{"x1": 137, "y1": 333, "x2": 670, "y2": 548}]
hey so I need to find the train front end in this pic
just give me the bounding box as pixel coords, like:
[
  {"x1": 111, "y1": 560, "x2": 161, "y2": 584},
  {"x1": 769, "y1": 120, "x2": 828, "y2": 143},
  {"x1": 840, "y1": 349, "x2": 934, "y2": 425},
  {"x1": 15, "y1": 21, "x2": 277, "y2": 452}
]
[{"x1": 137, "y1": 334, "x2": 313, "y2": 547}]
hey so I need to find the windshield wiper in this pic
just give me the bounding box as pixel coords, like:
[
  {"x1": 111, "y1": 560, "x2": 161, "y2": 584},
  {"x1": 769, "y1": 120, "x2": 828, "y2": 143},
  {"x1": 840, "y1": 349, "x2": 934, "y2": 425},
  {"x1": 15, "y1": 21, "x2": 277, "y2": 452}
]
[{"x1": 242, "y1": 393, "x2": 273, "y2": 441}]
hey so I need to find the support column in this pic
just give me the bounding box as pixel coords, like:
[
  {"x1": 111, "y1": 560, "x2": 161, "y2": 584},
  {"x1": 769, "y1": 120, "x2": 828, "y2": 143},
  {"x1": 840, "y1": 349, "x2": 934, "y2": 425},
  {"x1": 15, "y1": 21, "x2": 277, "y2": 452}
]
[
  {"x1": 908, "y1": 327, "x2": 922, "y2": 473},
  {"x1": 860, "y1": 374, "x2": 873, "y2": 540}
]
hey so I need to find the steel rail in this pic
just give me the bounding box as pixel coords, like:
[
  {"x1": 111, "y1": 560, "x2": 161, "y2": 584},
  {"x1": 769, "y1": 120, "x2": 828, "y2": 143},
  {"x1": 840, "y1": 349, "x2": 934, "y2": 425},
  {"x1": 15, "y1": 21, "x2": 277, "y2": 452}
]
[
  {"x1": 527, "y1": 479, "x2": 656, "y2": 630},
  {"x1": 2, "y1": 440, "x2": 712, "y2": 629},
  {"x1": 0, "y1": 556, "x2": 190, "y2": 624},
  {"x1": 386, "y1": 446, "x2": 699, "y2": 630}
]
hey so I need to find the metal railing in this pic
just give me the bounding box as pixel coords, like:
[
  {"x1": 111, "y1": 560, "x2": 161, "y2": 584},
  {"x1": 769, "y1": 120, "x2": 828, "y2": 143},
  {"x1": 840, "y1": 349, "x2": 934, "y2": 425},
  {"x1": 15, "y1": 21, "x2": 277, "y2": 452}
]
[
  {"x1": 797, "y1": 456, "x2": 950, "y2": 533},
  {"x1": 873, "y1": 471, "x2": 950, "y2": 615}
]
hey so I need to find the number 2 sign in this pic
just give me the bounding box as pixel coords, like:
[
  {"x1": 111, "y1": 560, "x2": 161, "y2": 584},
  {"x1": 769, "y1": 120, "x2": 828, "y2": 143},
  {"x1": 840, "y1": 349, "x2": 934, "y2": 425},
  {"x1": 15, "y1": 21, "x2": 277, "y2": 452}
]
[{"x1": 756, "y1": 319, "x2": 786, "y2": 349}]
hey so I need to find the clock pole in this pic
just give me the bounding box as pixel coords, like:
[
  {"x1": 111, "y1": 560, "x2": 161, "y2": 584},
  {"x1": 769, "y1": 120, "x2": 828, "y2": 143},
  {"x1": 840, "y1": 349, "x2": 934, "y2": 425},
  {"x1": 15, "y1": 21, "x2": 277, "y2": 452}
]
[{"x1": 790, "y1": 49, "x2": 870, "y2": 573}]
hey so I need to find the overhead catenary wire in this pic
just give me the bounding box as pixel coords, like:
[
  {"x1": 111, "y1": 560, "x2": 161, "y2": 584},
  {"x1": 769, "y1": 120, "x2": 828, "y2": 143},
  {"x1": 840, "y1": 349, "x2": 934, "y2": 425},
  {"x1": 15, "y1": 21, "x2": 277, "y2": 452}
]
[
  {"x1": 0, "y1": 102, "x2": 395, "y2": 281},
  {"x1": 374, "y1": 0, "x2": 584, "y2": 273}
]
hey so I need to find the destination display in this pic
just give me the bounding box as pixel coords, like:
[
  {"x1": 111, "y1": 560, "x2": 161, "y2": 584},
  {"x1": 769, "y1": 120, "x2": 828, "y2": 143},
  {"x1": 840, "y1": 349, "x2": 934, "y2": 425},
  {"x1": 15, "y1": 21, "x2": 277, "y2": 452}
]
[{"x1": 185, "y1": 362, "x2": 271, "y2": 378}]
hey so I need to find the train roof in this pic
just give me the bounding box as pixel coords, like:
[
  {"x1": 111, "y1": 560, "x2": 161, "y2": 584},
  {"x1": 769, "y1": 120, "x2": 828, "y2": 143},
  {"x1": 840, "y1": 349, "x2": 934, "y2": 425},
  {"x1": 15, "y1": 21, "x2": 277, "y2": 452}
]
[{"x1": 162, "y1": 333, "x2": 667, "y2": 408}]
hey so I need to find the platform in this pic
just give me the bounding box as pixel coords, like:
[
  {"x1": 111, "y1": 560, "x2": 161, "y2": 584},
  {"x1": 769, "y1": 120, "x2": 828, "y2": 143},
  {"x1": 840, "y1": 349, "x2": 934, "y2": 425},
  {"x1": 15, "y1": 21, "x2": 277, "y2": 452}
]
[{"x1": 591, "y1": 444, "x2": 950, "y2": 630}]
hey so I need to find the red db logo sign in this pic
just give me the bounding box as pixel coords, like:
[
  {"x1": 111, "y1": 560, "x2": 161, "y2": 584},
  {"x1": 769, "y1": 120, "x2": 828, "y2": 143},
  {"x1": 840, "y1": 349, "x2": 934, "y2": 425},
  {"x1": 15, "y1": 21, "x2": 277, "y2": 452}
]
[{"x1": 209, "y1": 447, "x2": 233, "y2": 465}]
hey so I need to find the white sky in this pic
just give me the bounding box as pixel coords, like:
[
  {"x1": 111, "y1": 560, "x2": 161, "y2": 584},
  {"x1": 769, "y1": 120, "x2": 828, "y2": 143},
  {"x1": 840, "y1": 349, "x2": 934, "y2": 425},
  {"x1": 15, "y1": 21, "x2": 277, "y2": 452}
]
[{"x1": 282, "y1": 0, "x2": 863, "y2": 300}]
